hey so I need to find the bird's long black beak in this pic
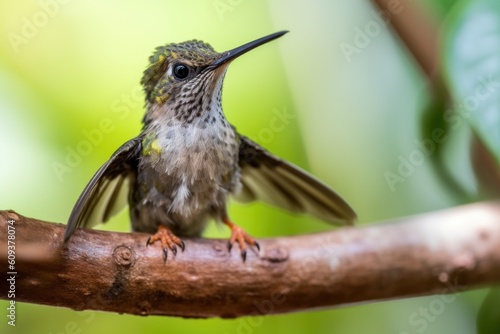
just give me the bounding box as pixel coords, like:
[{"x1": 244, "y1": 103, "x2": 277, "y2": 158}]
[{"x1": 211, "y1": 31, "x2": 288, "y2": 68}]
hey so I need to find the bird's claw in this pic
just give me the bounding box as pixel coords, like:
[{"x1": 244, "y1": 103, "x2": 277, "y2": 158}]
[
  {"x1": 224, "y1": 219, "x2": 260, "y2": 262},
  {"x1": 146, "y1": 225, "x2": 185, "y2": 261},
  {"x1": 254, "y1": 241, "x2": 260, "y2": 251}
]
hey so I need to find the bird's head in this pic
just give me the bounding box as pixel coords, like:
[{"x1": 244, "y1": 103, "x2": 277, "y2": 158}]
[{"x1": 141, "y1": 31, "x2": 288, "y2": 124}]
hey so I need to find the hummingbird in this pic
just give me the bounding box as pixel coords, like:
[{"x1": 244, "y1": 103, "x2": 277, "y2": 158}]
[{"x1": 64, "y1": 31, "x2": 356, "y2": 261}]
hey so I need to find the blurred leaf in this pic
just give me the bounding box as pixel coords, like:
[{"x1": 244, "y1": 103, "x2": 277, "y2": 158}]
[
  {"x1": 443, "y1": 0, "x2": 500, "y2": 164},
  {"x1": 422, "y1": 0, "x2": 463, "y2": 17},
  {"x1": 420, "y1": 83, "x2": 472, "y2": 202},
  {"x1": 477, "y1": 287, "x2": 500, "y2": 334}
]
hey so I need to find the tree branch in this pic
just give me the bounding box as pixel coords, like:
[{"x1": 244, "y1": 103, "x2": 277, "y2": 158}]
[
  {"x1": 1, "y1": 202, "x2": 500, "y2": 318},
  {"x1": 371, "y1": 0, "x2": 439, "y2": 78}
]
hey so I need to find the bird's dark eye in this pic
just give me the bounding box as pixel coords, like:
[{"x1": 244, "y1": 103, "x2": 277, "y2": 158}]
[{"x1": 173, "y1": 64, "x2": 190, "y2": 80}]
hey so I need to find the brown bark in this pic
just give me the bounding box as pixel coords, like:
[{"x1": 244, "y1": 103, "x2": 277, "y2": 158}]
[
  {"x1": 1, "y1": 201, "x2": 500, "y2": 318},
  {"x1": 371, "y1": 0, "x2": 439, "y2": 78}
]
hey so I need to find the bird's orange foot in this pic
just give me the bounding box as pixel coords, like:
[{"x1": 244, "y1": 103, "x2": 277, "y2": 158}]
[
  {"x1": 223, "y1": 219, "x2": 260, "y2": 261},
  {"x1": 146, "y1": 225, "x2": 185, "y2": 261}
]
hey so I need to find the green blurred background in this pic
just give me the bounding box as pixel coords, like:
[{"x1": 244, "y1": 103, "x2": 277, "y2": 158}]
[{"x1": 0, "y1": 0, "x2": 493, "y2": 333}]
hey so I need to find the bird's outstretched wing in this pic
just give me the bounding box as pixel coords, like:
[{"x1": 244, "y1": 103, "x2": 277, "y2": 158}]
[
  {"x1": 64, "y1": 137, "x2": 142, "y2": 242},
  {"x1": 236, "y1": 136, "x2": 356, "y2": 225}
]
